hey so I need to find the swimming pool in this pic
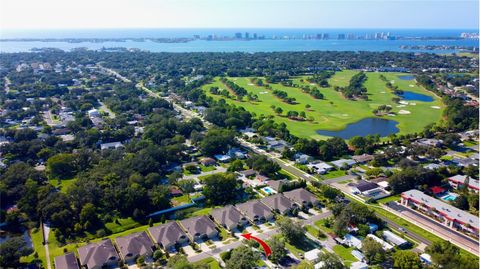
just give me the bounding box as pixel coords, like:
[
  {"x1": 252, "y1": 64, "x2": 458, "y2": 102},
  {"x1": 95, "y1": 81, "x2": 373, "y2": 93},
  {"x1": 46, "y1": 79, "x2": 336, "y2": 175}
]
[
  {"x1": 262, "y1": 187, "x2": 276, "y2": 195},
  {"x1": 441, "y1": 193, "x2": 458, "y2": 201}
]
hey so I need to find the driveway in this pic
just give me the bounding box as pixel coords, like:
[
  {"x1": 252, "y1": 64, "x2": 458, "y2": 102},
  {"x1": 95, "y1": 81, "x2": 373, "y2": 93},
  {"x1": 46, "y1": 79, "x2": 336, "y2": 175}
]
[{"x1": 182, "y1": 245, "x2": 197, "y2": 257}]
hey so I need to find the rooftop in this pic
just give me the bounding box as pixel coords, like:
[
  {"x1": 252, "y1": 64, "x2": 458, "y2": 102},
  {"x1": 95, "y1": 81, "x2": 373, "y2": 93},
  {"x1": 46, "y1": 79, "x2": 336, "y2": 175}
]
[
  {"x1": 179, "y1": 215, "x2": 217, "y2": 238},
  {"x1": 402, "y1": 189, "x2": 479, "y2": 230},
  {"x1": 77, "y1": 239, "x2": 119, "y2": 269},
  {"x1": 236, "y1": 199, "x2": 273, "y2": 220},
  {"x1": 148, "y1": 221, "x2": 188, "y2": 248},
  {"x1": 210, "y1": 205, "x2": 247, "y2": 228},
  {"x1": 283, "y1": 188, "x2": 318, "y2": 206},
  {"x1": 352, "y1": 180, "x2": 380, "y2": 193},
  {"x1": 54, "y1": 252, "x2": 79, "y2": 269},
  {"x1": 260, "y1": 193, "x2": 296, "y2": 213},
  {"x1": 115, "y1": 232, "x2": 154, "y2": 260}
]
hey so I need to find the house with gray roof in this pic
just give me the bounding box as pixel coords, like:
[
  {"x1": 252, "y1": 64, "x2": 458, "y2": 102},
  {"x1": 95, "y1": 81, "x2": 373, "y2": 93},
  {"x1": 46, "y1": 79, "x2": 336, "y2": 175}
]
[
  {"x1": 148, "y1": 221, "x2": 189, "y2": 251},
  {"x1": 115, "y1": 232, "x2": 154, "y2": 263},
  {"x1": 266, "y1": 179, "x2": 288, "y2": 192},
  {"x1": 261, "y1": 193, "x2": 297, "y2": 215},
  {"x1": 77, "y1": 239, "x2": 119, "y2": 269},
  {"x1": 283, "y1": 188, "x2": 320, "y2": 209},
  {"x1": 179, "y1": 215, "x2": 219, "y2": 242},
  {"x1": 236, "y1": 199, "x2": 274, "y2": 223},
  {"x1": 210, "y1": 205, "x2": 249, "y2": 231},
  {"x1": 331, "y1": 159, "x2": 356, "y2": 169},
  {"x1": 54, "y1": 252, "x2": 79, "y2": 269}
]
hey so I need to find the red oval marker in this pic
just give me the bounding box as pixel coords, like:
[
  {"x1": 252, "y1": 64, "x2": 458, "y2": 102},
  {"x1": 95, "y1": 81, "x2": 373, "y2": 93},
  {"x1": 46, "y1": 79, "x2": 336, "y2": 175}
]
[{"x1": 241, "y1": 233, "x2": 272, "y2": 257}]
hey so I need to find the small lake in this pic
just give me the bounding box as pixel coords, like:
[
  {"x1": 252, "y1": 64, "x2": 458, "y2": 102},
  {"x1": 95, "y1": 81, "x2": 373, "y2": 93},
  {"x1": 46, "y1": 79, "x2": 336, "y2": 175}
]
[
  {"x1": 397, "y1": 91, "x2": 434, "y2": 102},
  {"x1": 317, "y1": 118, "x2": 399, "y2": 139},
  {"x1": 398, "y1": 75, "x2": 415, "y2": 80}
]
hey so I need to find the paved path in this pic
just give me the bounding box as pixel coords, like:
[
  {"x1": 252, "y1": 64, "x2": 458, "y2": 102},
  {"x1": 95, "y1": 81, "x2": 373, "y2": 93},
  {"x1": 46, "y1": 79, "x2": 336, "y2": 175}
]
[
  {"x1": 181, "y1": 166, "x2": 227, "y2": 181},
  {"x1": 97, "y1": 64, "x2": 132, "y2": 83},
  {"x1": 42, "y1": 222, "x2": 52, "y2": 269}
]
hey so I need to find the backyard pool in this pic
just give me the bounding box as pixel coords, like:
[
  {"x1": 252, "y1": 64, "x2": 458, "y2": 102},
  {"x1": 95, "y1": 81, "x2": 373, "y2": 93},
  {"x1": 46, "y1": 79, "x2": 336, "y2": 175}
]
[
  {"x1": 440, "y1": 193, "x2": 458, "y2": 201},
  {"x1": 262, "y1": 186, "x2": 277, "y2": 195}
]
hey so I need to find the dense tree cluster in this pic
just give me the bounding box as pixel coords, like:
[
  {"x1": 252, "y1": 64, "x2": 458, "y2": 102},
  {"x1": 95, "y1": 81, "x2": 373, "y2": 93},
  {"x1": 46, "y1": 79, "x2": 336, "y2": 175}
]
[
  {"x1": 336, "y1": 72, "x2": 368, "y2": 99},
  {"x1": 245, "y1": 154, "x2": 281, "y2": 177},
  {"x1": 307, "y1": 70, "x2": 335, "y2": 88},
  {"x1": 272, "y1": 89, "x2": 297, "y2": 104},
  {"x1": 220, "y1": 77, "x2": 248, "y2": 100},
  {"x1": 331, "y1": 202, "x2": 383, "y2": 236},
  {"x1": 293, "y1": 137, "x2": 349, "y2": 161}
]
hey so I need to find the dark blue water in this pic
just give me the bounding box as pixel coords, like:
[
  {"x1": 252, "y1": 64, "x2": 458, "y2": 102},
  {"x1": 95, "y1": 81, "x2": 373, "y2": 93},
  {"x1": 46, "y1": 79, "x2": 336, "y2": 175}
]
[
  {"x1": 0, "y1": 28, "x2": 478, "y2": 53},
  {"x1": 398, "y1": 75, "x2": 415, "y2": 80},
  {"x1": 397, "y1": 91, "x2": 434, "y2": 102},
  {"x1": 317, "y1": 118, "x2": 399, "y2": 139}
]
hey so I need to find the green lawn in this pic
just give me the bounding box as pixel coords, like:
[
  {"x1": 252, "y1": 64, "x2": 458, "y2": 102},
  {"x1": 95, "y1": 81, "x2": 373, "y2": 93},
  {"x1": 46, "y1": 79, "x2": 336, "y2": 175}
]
[
  {"x1": 376, "y1": 194, "x2": 400, "y2": 204},
  {"x1": 332, "y1": 245, "x2": 358, "y2": 267},
  {"x1": 190, "y1": 207, "x2": 214, "y2": 217},
  {"x1": 193, "y1": 257, "x2": 221, "y2": 269},
  {"x1": 202, "y1": 72, "x2": 444, "y2": 139},
  {"x1": 321, "y1": 169, "x2": 347, "y2": 179},
  {"x1": 172, "y1": 194, "x2": 191, "y2": 206},
  {"x1": 284, "y1": 236, "x2": 319, "y2": 259},
  {"x1": 104, "y1": 217, "x2": 140, "y2": 234},
  {"x1": 314, "y1": 219, "x2": 334, "y2": 234},
  {"x1": 200, "y1": 164, "x2": 216, "y2": 172},
  {"x1": 49, "y1": 178, "x2": 76, "y2": 193},
  {"x1": 22, "y1": 228, "x2": 46, "y2": 266},
  {"x1": 463, "y1": 140, "x2": 478, "y2": 147}
]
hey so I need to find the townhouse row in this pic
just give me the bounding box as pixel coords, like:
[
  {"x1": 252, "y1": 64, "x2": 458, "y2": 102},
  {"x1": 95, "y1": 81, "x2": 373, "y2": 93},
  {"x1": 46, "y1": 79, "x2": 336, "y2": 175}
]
[{"x1": 54, "y1": 188, "x2": 320, "y2": 269}]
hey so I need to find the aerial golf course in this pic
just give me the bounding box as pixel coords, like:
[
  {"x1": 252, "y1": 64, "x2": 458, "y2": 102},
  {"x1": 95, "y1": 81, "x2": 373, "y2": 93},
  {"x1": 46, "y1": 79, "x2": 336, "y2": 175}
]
[{"x1": 202, "y1": 70, "x2": 445, "y2": 139}]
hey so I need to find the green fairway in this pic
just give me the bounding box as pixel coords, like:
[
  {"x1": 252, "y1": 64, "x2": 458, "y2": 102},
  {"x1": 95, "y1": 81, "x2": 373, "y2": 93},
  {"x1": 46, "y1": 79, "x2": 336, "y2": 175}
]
[{"x1": 202, "y1": 71, "x2": 445, "y2": 139}]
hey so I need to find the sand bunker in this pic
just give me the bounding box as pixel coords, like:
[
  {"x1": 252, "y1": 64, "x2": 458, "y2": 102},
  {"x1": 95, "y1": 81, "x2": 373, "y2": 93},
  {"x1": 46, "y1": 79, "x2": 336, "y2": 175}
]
[
  {"x1": 398, "y1": 110, "x2": 411, "y2": 114},
  {"x1": 380, "y1": 91, "x2": 386, "y2": 93},
  {"x1": 409, "y1": 102, "x2": 416, "y2": 106},
  {"x1": 396, "y1": 105, "x2": 406, "y2": 108},
  {"x1": 431, "y1": 106, "x2": 441, "y2": 109},
  {"x1": 409, "y1": 84, "x2": 414, "y2": 87},
  {"x1": 390, "y1": 80, "x2": 395, "y2": 84},
  {"x1": 248, "y1": 83, "x2": 254, "y2": 86},
  {"x1": 259, "y1": 91, "x2": 268, "y2": 94},
  {"x1": 399, "y1": 101, "x2": 409, "y2": 105}
]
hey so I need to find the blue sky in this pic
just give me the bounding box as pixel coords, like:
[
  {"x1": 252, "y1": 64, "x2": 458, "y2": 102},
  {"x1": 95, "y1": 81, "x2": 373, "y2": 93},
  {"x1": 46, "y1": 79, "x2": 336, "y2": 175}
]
[{"x1": 0, "y1": 0, "x2": 478, "y2": 29}]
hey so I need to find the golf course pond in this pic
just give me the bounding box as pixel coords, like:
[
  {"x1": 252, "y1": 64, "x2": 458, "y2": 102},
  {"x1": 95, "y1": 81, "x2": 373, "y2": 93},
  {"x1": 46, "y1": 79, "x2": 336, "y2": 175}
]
[
  {"x1": 398, "y1": 75, "x2": 415, "y2": 80},
  {"x1": 316, "y1": 118, "x2": 399, "y2": 139},
  {"x1": 397, "y1": 91, "x2": 434, "y2": 102}
]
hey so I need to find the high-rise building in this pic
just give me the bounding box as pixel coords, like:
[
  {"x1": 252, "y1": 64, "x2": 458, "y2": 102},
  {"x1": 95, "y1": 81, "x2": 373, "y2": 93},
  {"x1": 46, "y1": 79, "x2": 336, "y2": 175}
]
[
  {"x1": 253, "y1": 33, "x2": 257, "y2": 39},
  {"x1": 245, "y1": 32, "x2": 249, "y2": 39},
  {"x1": 235, "y1": 32, "x2": 242, "y2": 39},
  {"x1": 322, "y1": 33, "x2": 329, "y2": 40},
  {"x1": 338, "y1": 34, "x2": 346, "y2": 40}
]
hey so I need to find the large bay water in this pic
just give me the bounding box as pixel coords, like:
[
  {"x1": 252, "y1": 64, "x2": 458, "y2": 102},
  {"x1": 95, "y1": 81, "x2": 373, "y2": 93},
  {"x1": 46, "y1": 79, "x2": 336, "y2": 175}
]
[
  {"x1": 0, "y1": 28, "x2": 478, "y2": 53},
  {"x1": 317, "y1": 118, "x2": 400, "y2": 139}
]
